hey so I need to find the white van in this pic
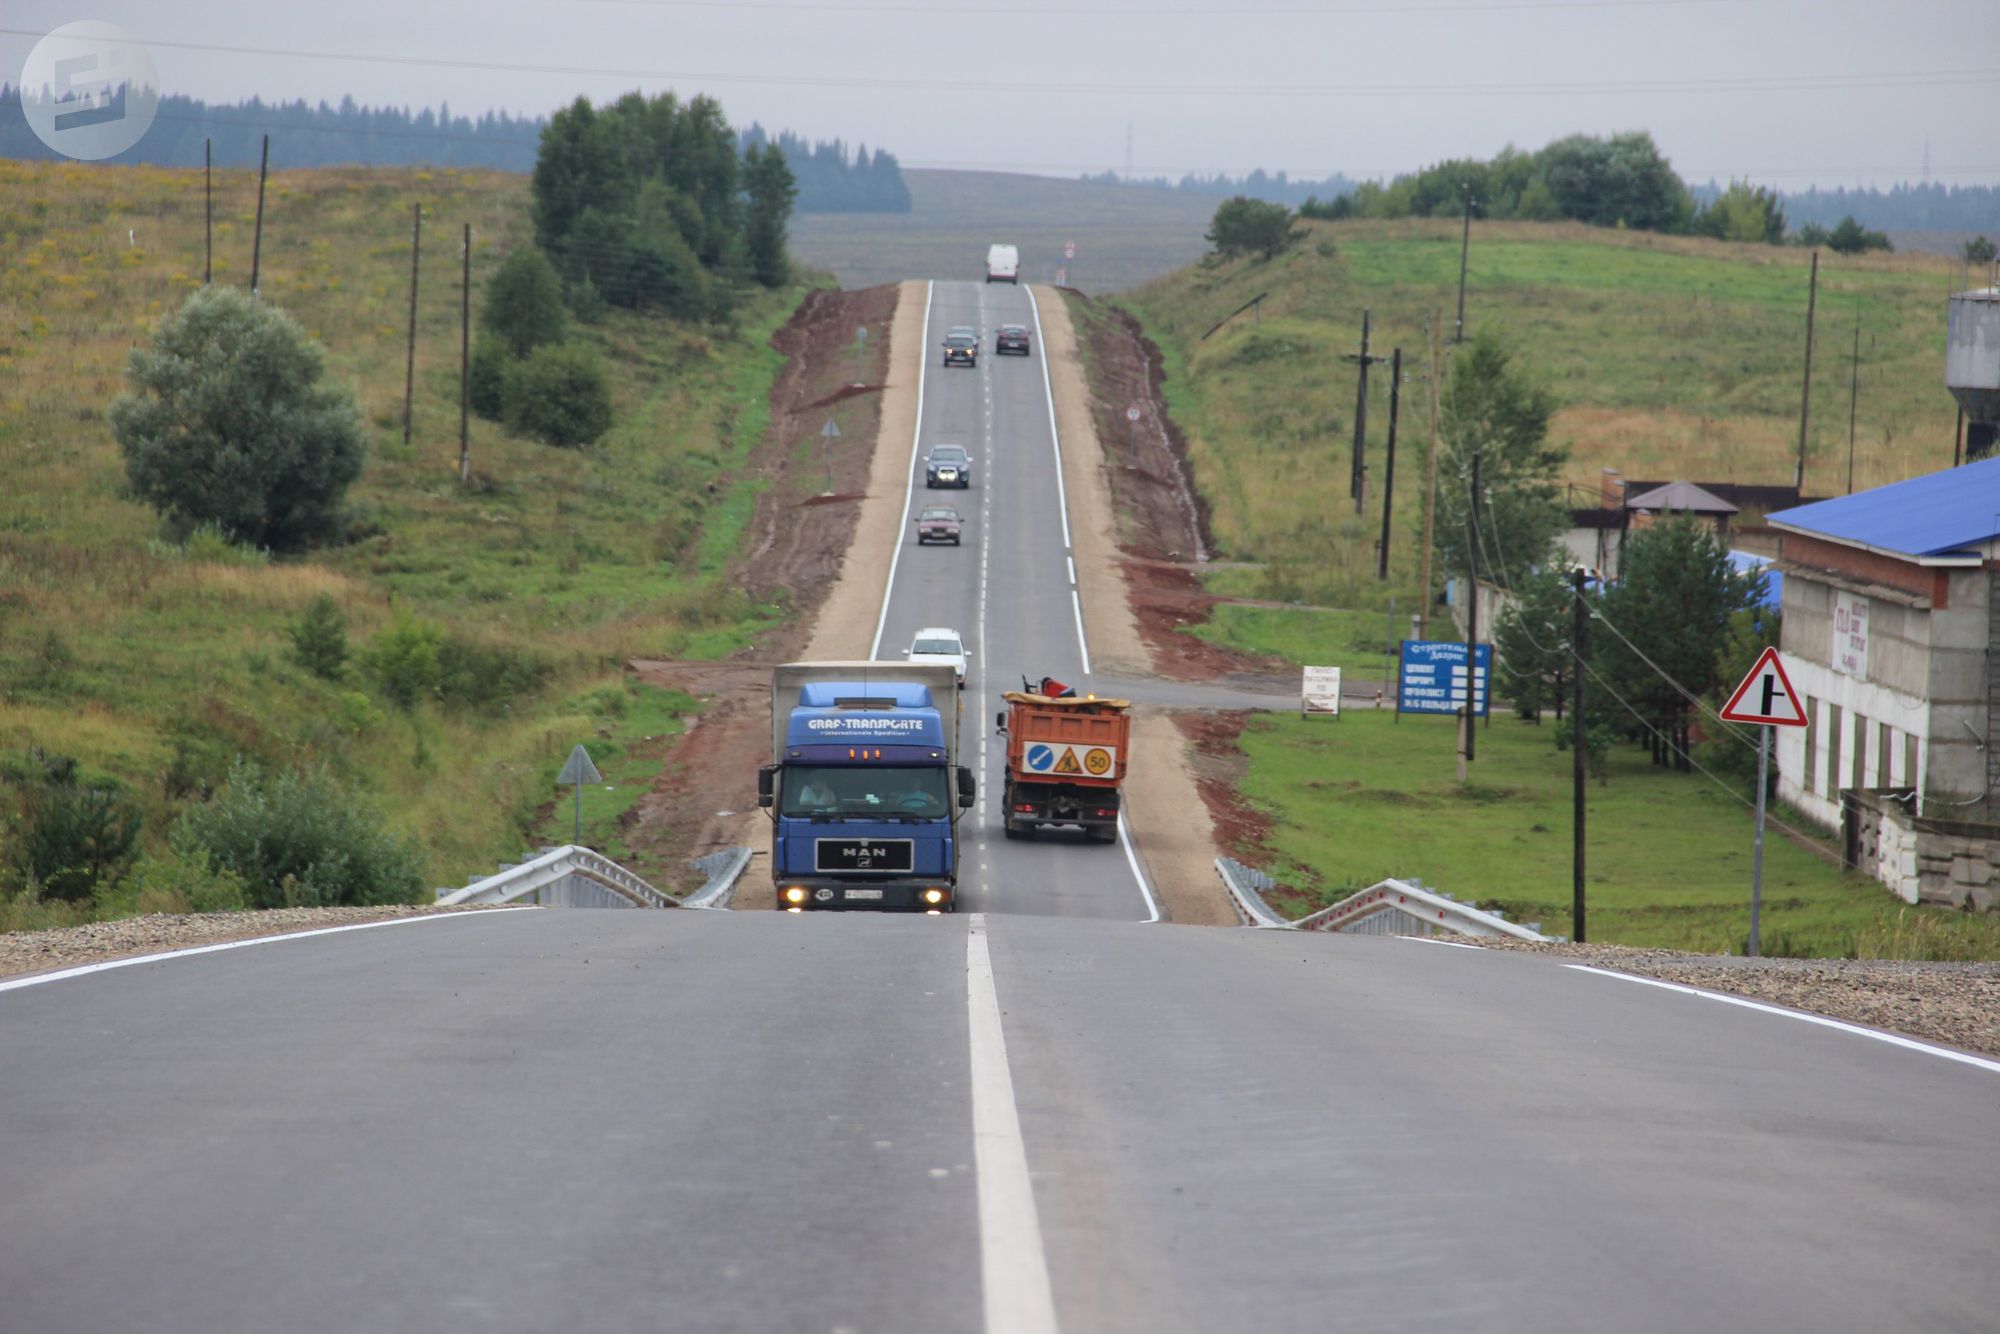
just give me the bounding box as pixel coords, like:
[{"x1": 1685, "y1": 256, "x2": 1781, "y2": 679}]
[{"x1": 985, "y1": 244, "x2": 1019, "y2": 284}]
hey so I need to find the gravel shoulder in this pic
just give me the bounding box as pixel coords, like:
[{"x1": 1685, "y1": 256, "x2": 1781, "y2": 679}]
[
  {"x1": 0, "y1": 905, "x2": 511, "y2": 983},
  {"x1": 1467, "y1": 937, "x2": 2000, "y2": 1060}
]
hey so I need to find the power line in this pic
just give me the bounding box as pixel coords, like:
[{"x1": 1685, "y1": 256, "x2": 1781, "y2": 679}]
[
  {"x1": 4, "y1": 29, "x2": 1991, "y2": 100},
  {"x1": 574, "y1": 0, "x2": 1734, "y2": 13}
]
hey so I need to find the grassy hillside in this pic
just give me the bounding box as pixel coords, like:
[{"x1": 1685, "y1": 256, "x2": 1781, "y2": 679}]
[
  {"x1": 0, "y1": 159, "x2": 811, "y2": 910},
  {"x1": 790, "y1": 169, "x2": 1216, "y2": 294},
  {"x1": 1122, "y1": 218, "x2": 1965, "y2": 608}
]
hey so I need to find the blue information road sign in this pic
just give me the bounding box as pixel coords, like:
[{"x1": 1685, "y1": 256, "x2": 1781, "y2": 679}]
[{"x1": 1397, "y1": 641, "x2": 1492, "y2": 717}]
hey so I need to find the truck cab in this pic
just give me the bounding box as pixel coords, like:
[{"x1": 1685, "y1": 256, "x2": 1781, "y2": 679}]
[{"x1": 760, "y1": 670, "x2": 974, "y2": 911}]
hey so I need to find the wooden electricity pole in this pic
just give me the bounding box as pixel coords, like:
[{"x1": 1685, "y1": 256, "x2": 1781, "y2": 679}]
[
  {"x1": 203, "y1": 138, "x2": 212, "y2": 285},
  {"x1": 1377, "y1": 347, "x2": 1401, "y2": 580},
  {"x1": 459, "y1": 223, "x2": 471, "y2": 484},
  {"x1": 1795, "y1": 249, "x2": 1819, "y2": 491},
  {"x1": 1572, "y1": 566, "x2": 1587, "y2": 943},
  {"x1": 402, "y1": 203, "x2": 421, "y2": 453},
  {"x1": 1418, "y1": 310, "x2": 1443, "y2": 639},
  {"x1": 1349, "y1": 309, "x2": 1372, "y2": 514},
  {"x1": 248, "y1": 134, "x2": 269, "y2": 296}
]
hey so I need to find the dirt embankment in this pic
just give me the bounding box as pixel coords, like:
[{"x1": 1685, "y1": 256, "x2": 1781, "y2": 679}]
[{"x1": 1058, "y1": 291, "x2": 1275, "y2": 683}]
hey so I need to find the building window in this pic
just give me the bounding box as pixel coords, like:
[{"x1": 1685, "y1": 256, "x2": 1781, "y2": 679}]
[
  {"x1": 1878, "y1": 721, "x2": 1892, "y2": 787},
  {"x1": 1828, "y1": 704, "x2": 1843, "y2": 794},
  {"x1": 1852, "y1": 713, "x2": 1868, "y2": 790},
  {"x1": 1904, "y1": 733, "x2": 1919, "y2": 795},
  {"x1": 1804, "y1": 697, "x2": 1818, "y2": 794}
]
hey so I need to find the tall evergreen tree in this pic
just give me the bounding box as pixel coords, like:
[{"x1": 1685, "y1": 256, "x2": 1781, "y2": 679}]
[{"x1": 744, "y1": 141, "x2": 797, "y2": 288}]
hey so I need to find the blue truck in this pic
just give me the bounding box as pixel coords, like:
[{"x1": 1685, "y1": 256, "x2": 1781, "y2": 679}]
[{"x1": 758, "y1": 662, "x2": 974, "y2": 912}]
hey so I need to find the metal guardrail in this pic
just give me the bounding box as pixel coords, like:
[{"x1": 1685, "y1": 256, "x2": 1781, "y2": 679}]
[
  {"x1": 680, "y1": 847, "x2": 753, "y2": 910},
  {"x1": 436, "y1": 845, "x2": 680, "y2": 909},
  {"x1": 1214, "y1": 857, "x2": 1292, "y2": 928},
  {"x1": 1213, "y1": 860, "x2": 1551, "y2": 941},
  {"x1": 1295, "y1": 877, "x2": 1549, "y2": 941}
]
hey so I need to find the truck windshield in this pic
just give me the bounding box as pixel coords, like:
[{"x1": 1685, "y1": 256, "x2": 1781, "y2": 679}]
[{"x1": 782, "y1": 766, "x2": 949, "y2": 818}]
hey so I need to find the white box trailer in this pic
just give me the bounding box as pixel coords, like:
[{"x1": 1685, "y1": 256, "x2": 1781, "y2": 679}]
[{"x1": 986, "y1": 244, "x2": 1019, "y2": 284}]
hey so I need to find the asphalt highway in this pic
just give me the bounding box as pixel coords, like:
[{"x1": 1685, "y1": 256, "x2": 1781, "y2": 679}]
[{"x1": 3, "y1": 282, "x2": 1997, "y2": 1333}]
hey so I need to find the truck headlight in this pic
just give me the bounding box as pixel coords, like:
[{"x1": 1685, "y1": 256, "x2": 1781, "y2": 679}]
[
  {"x1": 923, "y1": 888, "x2": 945, "y2": 904},
  {"x1": 783, "y1": 886, "x2": 808, "y2": 904}
]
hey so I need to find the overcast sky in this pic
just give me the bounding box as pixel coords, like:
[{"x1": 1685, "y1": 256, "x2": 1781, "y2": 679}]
[{"x1": 6, "y1": 0, "x2": 1997, "y2": 189}]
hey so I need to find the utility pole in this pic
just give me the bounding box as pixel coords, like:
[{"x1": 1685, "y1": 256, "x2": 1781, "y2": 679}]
[
  {"x1": 1571, "y1": 567, "x2": 1587, "y2": 943},
  {"x1": 248, "y1": 134, "x2": 269, "y2": 296},
  {"x1": 1795, "y1": 249, "x2": 1819, "y2": 491},
  {"x1": 402, "y1": 203, "x2": 422, "y2": 454},
  {"x1": 1377, "y1": 347, "x2": 1401, "y2": 580},
  {"x1": 1454, "y1": 189, "x2": 1474, "y2": 344},
  {"x1": 1348, "y1": 309, "x2": 1372, "y2": 513},
  {"x1": 1464, "y1": 451, "x2": 1481, "y2": 768},
  {"x1": 1419, "y1": 310, "x2": 1442, "y2": 639},
  {"x1": 203, "y1": 138, "x2": 211, "y2": 285},
  {"x1": 459, "y1": 223, "x2": 471, "y2": 484},
  {"x1": 1846, "y1": 305, "x2": 1860, "y2": 494}
]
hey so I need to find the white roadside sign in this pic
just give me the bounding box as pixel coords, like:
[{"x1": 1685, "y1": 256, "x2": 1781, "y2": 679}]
[{"x1": 1302, "y1": 665, "x2": 1341, "y2": 717}]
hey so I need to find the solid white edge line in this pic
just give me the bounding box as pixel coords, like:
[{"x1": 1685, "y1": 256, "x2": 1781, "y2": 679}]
[
  {"x1": 1116, "y1": 814, "x2": 1163, "y2": 924},
  {"x1": 1022, "y1": 286, "x2": 1073, "y2": 552},
  {"x1": 1565, "y1": 964, "x2": 2000, "y2": 1076},
  {"x1": 966, "y1": 914, "x2": 1062, "y2": 1334},
  {"x1": 871, "y1": 279, "x2": 934, "y2": 660},
  {"x1": 1069, "y1": 590, "x2": 1092, "y2": 676},
  {"x1": 1402, "y1": 935, "x2": 1483, "y2": 950},
  {"x1": 0, "y1": 908, "x2": 540, "y2": 995}
]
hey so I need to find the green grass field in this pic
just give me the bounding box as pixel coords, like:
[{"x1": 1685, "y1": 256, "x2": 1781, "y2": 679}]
[
  {"x1": 1238, "y1": 709, "x2": 2000, "y2": 959},
  {"x1": 1120, "y1": 217, "x2": 1966, "y2": 611},
  {"x1": 1189, "y1": 604, "x2": 1407, "y2": 677},
  {"x1": 0, "y1": 159, "x2": 829, "y2": 902}
]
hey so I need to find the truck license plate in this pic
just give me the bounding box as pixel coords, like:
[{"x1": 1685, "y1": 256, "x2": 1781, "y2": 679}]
[{"x1": 843, "y1": 889, "x2": 884, "y2": 900}]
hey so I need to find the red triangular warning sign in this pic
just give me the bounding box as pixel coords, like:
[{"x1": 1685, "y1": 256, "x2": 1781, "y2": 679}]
[
  {"x1": 1719, "y1": 647, "x2": 1808, "y2": 726},
  {"x1": 1052, "y1": 747, "x2": 1083, "y2": 774}
]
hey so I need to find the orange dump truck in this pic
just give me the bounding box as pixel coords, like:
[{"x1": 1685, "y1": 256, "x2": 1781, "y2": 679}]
[{"x1": 996, "y1": 678, "x2": 1131, "y2": 842}]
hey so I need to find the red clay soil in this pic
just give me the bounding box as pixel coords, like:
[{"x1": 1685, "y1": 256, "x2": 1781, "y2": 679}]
[
  {"x1": 1063, "y1": 289, "x2": 1278, "y2": 682},
  {"x1": 615, "y1": 284, "x2": 901, "y2": 889}
]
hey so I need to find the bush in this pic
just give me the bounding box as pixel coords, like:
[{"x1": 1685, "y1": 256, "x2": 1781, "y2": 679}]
[
  {"x1": 110, "y1": 285, "x2": 367, "y2": 552},
  {"x1": 481, "y1": 248, "x2": 568, "y2": 358},
  {"x1": 469, "y1": 333, "x2": 511, "y2": 421},
  {"x1": 362, "y1": 615, "x2": 443, "y2": 712},
  {"x1": 123, "y1": 845, "x2": 249, "y2": 914},
  {"x1": 289, "y1": 592, "x2": 348, "y2": 680},
  {"x1": 1827, "y1": 215, "x2": 1893, "y2": 255},
  {"x1": 437, "y1": 635, "x2": 553, "y2": 712},
  {"x1": 1964, "y1": 235, "x2": 1997, "y2": 265},
  {"x1": 504, "y1": 341, "x2": 614, "y2": 447},
  {"x1": 3, "y1": 755, "x2": 142, "y2": 904},
  {"x1": 172, "y1": 760, "x2": 425, "y2": 909}
]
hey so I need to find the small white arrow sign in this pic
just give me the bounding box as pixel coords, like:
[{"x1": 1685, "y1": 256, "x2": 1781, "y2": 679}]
[{"x1": 1719, "y1": 647, "x2": 1807, "y2": 727}]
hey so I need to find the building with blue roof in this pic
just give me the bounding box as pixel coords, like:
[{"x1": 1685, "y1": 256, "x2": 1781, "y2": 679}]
[{"x1": 1766, "y1": 460, "x2": 2000, "y2": 908}]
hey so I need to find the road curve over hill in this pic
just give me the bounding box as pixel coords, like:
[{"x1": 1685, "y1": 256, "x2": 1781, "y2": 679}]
[{"x1": 3, "y1": 283, "x2": 1998, "y2": 1333}]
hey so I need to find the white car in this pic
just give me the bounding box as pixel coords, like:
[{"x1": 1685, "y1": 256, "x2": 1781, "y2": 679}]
[{"x1": 905, "y1": 627, "x2": 968, "y2": 688}]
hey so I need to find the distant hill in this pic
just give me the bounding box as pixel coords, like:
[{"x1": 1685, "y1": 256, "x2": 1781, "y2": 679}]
[
  {"x1": 789, "y1": 169, "x2": 1217, "y2": 293},
  {"x1": 0, "y1": 86, "x2": 908, "y2": 213},
  {"x1": 1116, "y1": 218, "x2": 1967, "y2": 606}
]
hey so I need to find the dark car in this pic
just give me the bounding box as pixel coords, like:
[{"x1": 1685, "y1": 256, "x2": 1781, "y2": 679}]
[
  {"x1": 941, "y1": 330, "x2": 978, "y2": 368},
  {"x1": 925, "y1": 444, "x2": 972, "y2": 489},
  {"x1": 996, "y1": 324, "x2": 1032, "y2": 356},
  {"x1": 916, "y1": 506, "x2": 963, "y2": 545}
]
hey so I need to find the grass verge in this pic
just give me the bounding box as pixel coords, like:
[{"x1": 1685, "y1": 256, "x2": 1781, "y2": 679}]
[{"x1": 1235, "y1": 708, "x2": 2000, "y2": 960}]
